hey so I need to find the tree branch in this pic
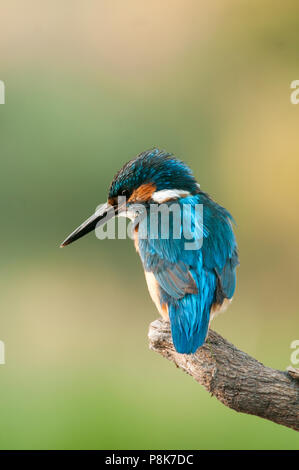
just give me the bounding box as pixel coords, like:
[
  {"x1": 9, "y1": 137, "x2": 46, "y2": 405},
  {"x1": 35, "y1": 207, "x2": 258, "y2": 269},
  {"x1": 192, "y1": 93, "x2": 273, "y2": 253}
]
[{"x1": 148, "y1": 319, "x2": 299, "y2": 432}]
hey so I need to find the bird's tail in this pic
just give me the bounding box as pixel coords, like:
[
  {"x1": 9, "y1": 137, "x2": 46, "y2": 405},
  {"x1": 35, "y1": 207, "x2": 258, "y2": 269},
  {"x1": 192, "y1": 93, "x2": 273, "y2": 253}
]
[{"x1": 168, "y1": 297, "x2": 210, "y2": 354}]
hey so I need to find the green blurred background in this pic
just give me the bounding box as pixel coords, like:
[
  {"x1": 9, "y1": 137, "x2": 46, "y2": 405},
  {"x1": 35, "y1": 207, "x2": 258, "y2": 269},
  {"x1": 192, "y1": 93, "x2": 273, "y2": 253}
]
[{"x1": 0, "y1": 0, "x2": 298, "y2": 449}]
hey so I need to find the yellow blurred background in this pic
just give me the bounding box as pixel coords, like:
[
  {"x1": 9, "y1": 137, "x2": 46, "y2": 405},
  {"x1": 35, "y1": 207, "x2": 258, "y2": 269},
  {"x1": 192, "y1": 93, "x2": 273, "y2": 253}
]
[{"x1": 0, "y1": 0, "x2": 298, "y2": 449}]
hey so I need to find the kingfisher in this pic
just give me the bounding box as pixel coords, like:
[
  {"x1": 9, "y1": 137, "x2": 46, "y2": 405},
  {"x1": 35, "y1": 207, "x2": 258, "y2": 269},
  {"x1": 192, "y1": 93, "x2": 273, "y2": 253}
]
[{"x1": 60, "y1": 149, "x2": 239, "y2": 354}]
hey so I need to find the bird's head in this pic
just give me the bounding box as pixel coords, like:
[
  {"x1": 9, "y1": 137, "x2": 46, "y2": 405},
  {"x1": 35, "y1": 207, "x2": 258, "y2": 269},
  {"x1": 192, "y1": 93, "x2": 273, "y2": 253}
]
[{"x1": 60, "y1": 148, "x2": 199, "y2": 247}]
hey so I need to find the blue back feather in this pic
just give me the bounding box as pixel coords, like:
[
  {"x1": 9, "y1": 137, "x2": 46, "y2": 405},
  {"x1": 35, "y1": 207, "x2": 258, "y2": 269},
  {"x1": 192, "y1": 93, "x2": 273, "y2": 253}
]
[{"x1": 138, "y1": 191, "x2": 239, "y2": 354}]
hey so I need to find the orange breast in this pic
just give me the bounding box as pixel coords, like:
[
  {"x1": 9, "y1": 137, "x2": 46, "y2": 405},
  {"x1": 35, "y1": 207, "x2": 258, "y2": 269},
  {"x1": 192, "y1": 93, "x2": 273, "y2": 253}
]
[
  {"x1": 134, "y1": 225, "x2": 169, "y2": 320},
  {"x1": 144, "y1": 270, "x2": 169, "y2": 320},
  {"x1": 133, "y1": 226, "x2": 139, "y2": 253}
]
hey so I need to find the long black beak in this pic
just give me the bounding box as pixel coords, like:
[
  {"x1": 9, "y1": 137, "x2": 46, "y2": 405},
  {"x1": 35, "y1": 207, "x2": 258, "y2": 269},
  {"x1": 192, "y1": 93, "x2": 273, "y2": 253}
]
[{"x1": 60, "y1": 202, "x2": 116, "y2": 247}]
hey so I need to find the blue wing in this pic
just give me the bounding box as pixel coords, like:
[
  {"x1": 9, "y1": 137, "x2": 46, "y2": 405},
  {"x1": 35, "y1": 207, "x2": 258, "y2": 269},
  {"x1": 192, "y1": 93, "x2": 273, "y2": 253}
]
[{"x1": 138, "y1": 192, "x2": 239, "y2": 354}]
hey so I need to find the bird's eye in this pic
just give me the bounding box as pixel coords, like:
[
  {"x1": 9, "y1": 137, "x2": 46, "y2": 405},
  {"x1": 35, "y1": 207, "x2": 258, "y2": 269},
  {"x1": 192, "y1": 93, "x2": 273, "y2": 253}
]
[{"x1": 121, "y1": 189, "x2": 130, "y2": 199}]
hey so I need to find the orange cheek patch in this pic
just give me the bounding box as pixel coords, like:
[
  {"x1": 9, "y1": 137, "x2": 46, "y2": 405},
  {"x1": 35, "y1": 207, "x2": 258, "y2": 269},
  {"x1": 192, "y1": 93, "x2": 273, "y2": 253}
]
[
  {"x1": 108, "y1": 197, "x2": 116, "y2": 206},
  {"x1": 129, "y1": 182, "x2": 156, "y2": 203}
]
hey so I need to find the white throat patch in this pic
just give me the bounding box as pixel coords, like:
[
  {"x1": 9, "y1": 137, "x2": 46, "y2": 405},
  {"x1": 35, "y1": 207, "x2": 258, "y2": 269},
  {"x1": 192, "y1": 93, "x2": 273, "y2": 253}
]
[{"x1": 151, "y1": 189, "x2": 190, "y2": 203}]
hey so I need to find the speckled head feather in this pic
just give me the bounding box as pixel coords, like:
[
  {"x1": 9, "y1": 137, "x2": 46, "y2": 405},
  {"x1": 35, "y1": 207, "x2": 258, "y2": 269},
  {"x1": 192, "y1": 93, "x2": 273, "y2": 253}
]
[{"x1": 108, "y1": 148, "x2": 199, "y2": 201}]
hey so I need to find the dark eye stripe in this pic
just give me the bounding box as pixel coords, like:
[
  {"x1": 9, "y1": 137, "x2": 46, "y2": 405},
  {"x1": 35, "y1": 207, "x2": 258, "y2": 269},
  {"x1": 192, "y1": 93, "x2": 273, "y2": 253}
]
[{"x1": 121, "y1": 189, "x2": 130, "y2": 198}]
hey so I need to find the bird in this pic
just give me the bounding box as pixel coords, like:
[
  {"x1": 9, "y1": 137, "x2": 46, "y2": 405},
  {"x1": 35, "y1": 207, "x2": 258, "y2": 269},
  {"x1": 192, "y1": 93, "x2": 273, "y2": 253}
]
[{"x1": 60, "y1": 148, "x2": 239, "y2": 354}]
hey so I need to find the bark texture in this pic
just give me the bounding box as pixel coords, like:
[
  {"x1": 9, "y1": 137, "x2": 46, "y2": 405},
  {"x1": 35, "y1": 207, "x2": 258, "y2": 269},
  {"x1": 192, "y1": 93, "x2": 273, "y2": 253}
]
[{"x1": 148, "y1": 319, "x2": 299, "y2": 432}]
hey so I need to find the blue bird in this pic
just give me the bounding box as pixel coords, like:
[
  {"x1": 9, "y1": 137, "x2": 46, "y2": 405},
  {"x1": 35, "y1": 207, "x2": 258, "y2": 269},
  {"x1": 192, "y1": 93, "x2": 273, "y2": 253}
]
[{"x1": 61, "y1": 149, "x2": 239, "y2": 354}]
